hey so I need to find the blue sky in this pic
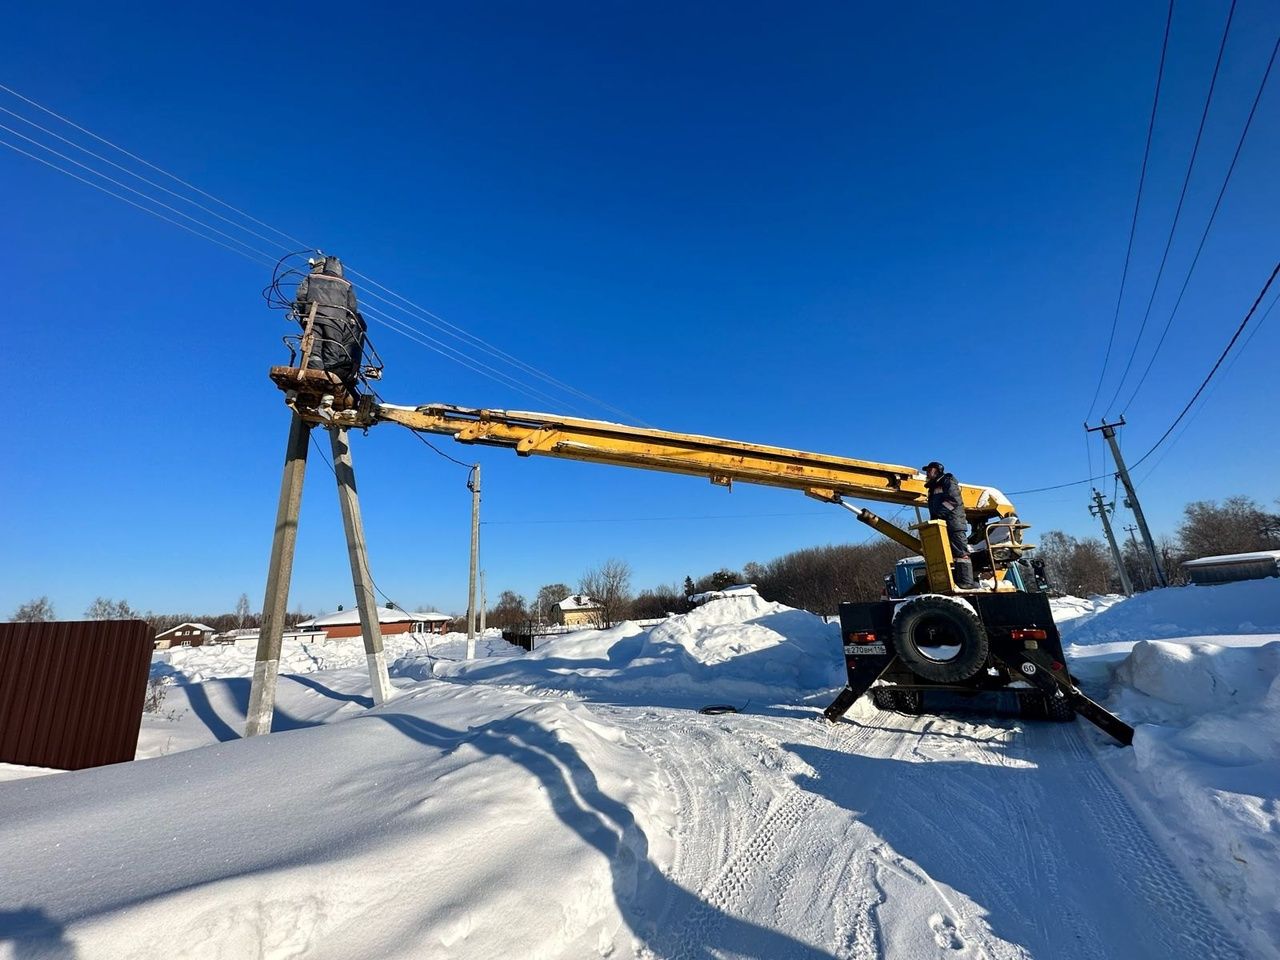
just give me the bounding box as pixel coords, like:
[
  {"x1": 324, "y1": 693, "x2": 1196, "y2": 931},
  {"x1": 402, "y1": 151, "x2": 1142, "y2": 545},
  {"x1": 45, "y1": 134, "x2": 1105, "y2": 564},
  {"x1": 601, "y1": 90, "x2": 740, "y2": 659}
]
[{"x1": 3, "y1": 1, "x2": 1277, "y2": 617}]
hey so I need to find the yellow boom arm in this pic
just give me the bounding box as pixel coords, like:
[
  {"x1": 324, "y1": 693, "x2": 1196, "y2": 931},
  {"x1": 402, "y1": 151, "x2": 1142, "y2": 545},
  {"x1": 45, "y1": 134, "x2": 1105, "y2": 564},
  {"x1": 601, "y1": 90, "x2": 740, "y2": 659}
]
[
  {"x1": 270, "y1": 367, "x2": 1020, "y2": 591},
  {"x1": 373, "y1": 402, "x2": 1015, "y2": 523}
]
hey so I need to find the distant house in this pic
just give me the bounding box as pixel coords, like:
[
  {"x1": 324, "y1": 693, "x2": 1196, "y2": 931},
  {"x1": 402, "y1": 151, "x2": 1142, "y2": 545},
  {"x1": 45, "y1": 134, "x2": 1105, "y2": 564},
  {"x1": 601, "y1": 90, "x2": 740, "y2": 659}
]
[
  {"x1": 1182, "y1": 550, "x2": 1280, "y2": 586},
  {"x1": 297, "y1": 606, "x2": 453, "y2": 640},
  {"x1": 154, "y1": 622, "x2": 216, "y2": 650},
  {"x1": 554, "y1": 595, "x2": 603, "y2": 627}
]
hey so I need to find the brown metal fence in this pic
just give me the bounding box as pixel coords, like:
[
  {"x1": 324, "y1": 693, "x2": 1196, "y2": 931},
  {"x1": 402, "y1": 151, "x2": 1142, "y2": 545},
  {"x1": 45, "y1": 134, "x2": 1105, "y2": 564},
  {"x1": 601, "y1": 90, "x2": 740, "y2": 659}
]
[{"x1": 0, "y1": 619, "x2": 154, "y2": 770}]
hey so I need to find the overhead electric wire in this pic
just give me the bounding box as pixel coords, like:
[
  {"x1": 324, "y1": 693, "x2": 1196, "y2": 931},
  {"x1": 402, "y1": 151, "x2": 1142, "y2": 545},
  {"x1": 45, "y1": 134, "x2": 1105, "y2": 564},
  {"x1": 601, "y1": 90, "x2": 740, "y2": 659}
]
[
  {"x1": 0, "y1": 102, "x2": 299, "y2": 256},
  {"x1": 1086, "y1": 0, "x2": 1176, "y2": 422},
  {"x1": 0, "y1": 133, "x2": 280, "y2": 269},
  {"x1": 0, "y1": 121, "x2": 282, "y2": 263},
  {"x1": 0, "y1": 82, "x2": 650, "y2": 426},
  {"x1": 1129, "y1": 259, "x2": 1280, "y2": 472},
  {"x1": 0, "y1": 80, "x2": 310, "y2": 251},
  {"x1": 1135, "y1": 284, "x2": 1279, "y2": 483},
  {"x1": 361, "y1": 303, "x2": 590, "y2": 412},
  {"x1": 1007, "y1": 475, "x2": 1112, "y2": 496},
  {"x1": 482, "y1": 511, "x2": 833, "y2": 526},
  {"x1": 1120, "y1": 29, "x2": 1279, "y2": 414},
  {"x1": 346, "y1": 268, "x2": 653, "y2": 427},
  {"x1": 1103, "y1": 0, "x2": 1239, "y2": 416}
]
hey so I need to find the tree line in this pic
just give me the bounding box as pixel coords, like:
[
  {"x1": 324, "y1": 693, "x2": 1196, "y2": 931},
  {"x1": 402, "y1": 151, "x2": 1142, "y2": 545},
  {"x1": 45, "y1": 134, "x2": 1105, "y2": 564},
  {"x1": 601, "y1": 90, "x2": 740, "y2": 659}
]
[
  {"x1": 7, "y1": 592, "x2": 315, "y2": 632},
  {"x1": 1035, "y1": 494, "x2": 1279, "y2": 596},
  {"x1": 11, "y1": 494, "x2": 1277, "y2": 627}
]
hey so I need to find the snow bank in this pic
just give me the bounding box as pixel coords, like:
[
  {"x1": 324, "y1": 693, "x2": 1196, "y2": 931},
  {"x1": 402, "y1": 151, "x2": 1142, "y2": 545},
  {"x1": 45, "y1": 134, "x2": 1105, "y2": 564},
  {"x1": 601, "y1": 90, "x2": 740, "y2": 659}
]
[
  {"x1": 428, "y1": 593, "x2": 843, "y2": 704},
  {"x1": 0, "y1": 682, "x2": 677, "y2": 960},
  {"x1": 1102, "y1": 639, "x2": 1280, "y2": 956},
  {"x1": 1049, "y1": 593, "x2": 1124, "y2": 624},
  {"x1": 1062, "y1": 579, "x2": 1280, "y2": 646}
]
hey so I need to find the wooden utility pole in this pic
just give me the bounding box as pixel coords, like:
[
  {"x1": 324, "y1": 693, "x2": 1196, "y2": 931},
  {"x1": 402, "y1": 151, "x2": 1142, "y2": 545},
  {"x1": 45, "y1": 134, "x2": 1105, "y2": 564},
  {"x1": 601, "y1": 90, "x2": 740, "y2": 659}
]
[
  {"x1": 1086, "y1": 417, "x2": 1166, "y2": 587},
  {"x1": 1089, "y1": 488, "x2": 1133, "y2": 597},
  {"x1": 246, "y1": 414, "x2": 311, "y2": 737},
  {"x1": 329, "y1": 427, "x2": 394, "y2": 705},
  {"x1": 466, "y1": 463, "x2": 481, "y2": 659}
]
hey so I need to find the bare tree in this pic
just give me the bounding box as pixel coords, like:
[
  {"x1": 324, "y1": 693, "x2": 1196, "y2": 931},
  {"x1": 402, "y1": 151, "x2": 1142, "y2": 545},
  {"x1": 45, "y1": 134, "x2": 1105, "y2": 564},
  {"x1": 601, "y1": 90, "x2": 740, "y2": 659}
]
[
  {"x1": 235, "y1": 593, "x2": 252, "y2": 628},
  {"x1": 630, "y1": 584, "x2": 688, "y2": 620},
  {"x1": 11, "y1": 596, "x2": 56, "y2": 622},
  {"x1": 488, "y1": 590, "x2": 529, "y2": 630},
  {"x1": 1035, "y1": 532, "x2": 1113, "y2": 597},
  {"x1": 534, "y1": 583, "x2": 572, "y2": 624},
  {"x1": 580, "y1": 559, "x2": 633, "y2": 627},
  {"x1": 85, "y1": 597, "x2": 140, "y2": 620},
  {"x1": 1178, "y1": 496, "x2": 1276, "y2": 559}
]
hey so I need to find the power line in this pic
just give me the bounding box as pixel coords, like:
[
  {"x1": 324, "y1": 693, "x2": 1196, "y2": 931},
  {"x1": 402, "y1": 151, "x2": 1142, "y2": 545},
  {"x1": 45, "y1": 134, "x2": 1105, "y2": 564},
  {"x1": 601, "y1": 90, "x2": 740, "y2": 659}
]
[
  {"x1": 0, "y1": 102, "x2": 298, "y2": 256},
  {"x1": 1129, "y1": 259, "x2": 1280, "y2": 471},
  {"x1": 0, "y1": 82, "x2": 649, "y2": 424},
  {"x1": 361, "y1": 304, "x2": 591, "y2": 412},
  {"x1": 1007, "y1": 475, "x2": 1111, "y2": 496},
  {"x1": 1104, "y1": 0, "x2": 1239, "y2": 415},
  {"x1": 1086, "y1": 0, "x2": 1176, "y2": 422},
  {"x1": 482, "y1": 511, "x2": 834, "y2": 526},
  {"x1": 1121, "y1": 29, "x2": 1279, "y2": 414},
  {"x1": 346, "y1": 268, "x2": 653, "y2": 426},
  {"x1": 1135, "y1": 284, "x2": 1279, "y2": 483},
  {"x1": 0, "y1": 80, "x2": 310, "y2": 250},
  {"x1": 0, "y1": 133, "x2": 278, "y2": 269},
  {"x1": 0, "y1": 121, "x2": 281, "y2": 263}
]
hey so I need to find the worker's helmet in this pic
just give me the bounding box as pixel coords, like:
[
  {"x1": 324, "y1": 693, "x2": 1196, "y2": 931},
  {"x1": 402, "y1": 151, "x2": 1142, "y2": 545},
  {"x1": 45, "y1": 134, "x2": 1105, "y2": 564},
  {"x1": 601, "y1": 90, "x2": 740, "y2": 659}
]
[{"x1": 922, "y1": 461, "x2": 945, "y2": 474}]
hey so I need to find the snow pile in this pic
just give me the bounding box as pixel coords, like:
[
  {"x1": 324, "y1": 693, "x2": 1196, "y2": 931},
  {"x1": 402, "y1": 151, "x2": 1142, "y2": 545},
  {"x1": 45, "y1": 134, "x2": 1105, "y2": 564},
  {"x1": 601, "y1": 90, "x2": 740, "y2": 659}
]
[
  {"x1": 1062, "y1": 579, "x2": 1280, "y2": 646},
  {"x1": 1048, "y1": 593, "x2": 1125, "y2": 624},
  {"x1": 155, "y1": 630, "x2": 520, "y2": 684},
  {"x1": 1102, "y1": 639, "x2": 1280, "y2": 956},
  {"x1": 0, "y1": 682, "x2": 677, "y2": 959},
  {"x1": 428, "y1": 593, "x2": 843, "y2": 704}
]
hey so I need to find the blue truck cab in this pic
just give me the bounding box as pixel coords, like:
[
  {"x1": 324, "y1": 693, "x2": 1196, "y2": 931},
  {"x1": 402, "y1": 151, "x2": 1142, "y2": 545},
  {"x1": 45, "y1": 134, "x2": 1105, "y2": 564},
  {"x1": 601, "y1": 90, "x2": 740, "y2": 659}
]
[{"x1": 884, "y1": 555, "x2": 1028, "y2": 599}]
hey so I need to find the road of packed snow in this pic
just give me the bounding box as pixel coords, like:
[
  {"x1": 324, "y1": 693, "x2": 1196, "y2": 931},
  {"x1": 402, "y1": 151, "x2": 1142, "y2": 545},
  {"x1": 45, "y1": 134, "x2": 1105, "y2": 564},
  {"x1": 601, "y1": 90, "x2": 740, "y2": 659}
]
[{"x1": 2, "y1": 581, "x2": 1277, "y2": 959}]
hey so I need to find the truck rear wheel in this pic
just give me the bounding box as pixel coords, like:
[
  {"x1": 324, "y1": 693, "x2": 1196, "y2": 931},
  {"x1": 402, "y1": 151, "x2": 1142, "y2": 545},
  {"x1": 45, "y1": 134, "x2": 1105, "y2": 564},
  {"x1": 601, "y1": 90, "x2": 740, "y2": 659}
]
[{"x1": 891, "y1": 596, "x2": 989, "y2": 683}]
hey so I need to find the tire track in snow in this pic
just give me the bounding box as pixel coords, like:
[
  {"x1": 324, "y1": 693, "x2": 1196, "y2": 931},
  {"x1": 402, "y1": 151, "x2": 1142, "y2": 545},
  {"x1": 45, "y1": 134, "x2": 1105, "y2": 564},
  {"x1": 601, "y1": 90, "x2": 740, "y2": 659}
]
[{"x1": 1051, "y1": 723, "x2": 1246, "y2": 960}]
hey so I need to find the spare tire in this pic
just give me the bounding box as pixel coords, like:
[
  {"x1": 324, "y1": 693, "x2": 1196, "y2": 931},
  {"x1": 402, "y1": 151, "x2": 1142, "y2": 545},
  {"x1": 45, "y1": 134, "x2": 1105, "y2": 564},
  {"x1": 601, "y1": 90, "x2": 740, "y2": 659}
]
[{"x1": 892, "y1": 596, "x2": 989, "y2": 683}]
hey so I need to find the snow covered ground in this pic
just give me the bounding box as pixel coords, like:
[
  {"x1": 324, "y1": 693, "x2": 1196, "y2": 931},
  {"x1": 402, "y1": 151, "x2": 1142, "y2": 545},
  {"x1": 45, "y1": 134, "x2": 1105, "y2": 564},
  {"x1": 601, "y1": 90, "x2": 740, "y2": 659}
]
[{"x1": 1, "y1": 583, "x2": 1277, "y2": 959}]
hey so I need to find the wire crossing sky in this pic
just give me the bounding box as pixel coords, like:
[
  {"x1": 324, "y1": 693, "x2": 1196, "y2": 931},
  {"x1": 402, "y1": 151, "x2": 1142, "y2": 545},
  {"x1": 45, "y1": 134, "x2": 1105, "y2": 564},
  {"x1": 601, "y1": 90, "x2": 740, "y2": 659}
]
[{"x1": 2, "y1": 1, "x2": 1278, "y2": 616}]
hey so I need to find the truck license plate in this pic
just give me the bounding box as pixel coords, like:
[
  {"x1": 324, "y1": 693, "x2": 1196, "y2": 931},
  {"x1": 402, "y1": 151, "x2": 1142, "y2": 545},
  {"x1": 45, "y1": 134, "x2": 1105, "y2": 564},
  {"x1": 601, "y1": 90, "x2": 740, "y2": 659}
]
[{"x1": 844, "y1": 643, "x2": 887, "y2": 655}]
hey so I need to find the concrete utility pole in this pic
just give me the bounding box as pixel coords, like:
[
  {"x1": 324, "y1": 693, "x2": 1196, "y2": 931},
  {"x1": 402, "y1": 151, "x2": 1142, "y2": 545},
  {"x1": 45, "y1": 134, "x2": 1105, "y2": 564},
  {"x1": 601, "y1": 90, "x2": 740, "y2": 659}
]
[
  {"x1": 329, "y1": 427, "x2": 394, "y2": 705},
  {"x1": 1086, "y1": 417, "x2": 1167, "y2": 587},
  {"x1": 1089, "y1": 488, "x2": 1133, "y2": 597},
  {"x1": 246, "y1": 413, "x2": 310, "y2": 737},
  {"x1": 466, "y1": 463, "x2": 481, "y2": 659}
]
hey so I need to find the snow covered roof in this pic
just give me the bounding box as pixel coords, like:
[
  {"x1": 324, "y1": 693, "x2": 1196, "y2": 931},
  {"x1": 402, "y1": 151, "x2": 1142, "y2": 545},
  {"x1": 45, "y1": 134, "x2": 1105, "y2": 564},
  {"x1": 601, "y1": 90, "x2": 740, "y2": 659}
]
[
  {"x1": 1183, "y1": 550, "x2": 1280, "y2": 568},
  {"x1": 299, "y1": 607, "x2": 423, "y2": 627},
  {"x1": 689, "y1": 584, "x2": 759, "y2": 605},
  {"x1": 407, "y1": 610, "x2": 453, "y2": 622},
  {"x1": 154, "y1": 622, "x2": 216, "y2": 638},
  {"x1": 557, "y1": 595, "x2": 602, "y2": 611}
]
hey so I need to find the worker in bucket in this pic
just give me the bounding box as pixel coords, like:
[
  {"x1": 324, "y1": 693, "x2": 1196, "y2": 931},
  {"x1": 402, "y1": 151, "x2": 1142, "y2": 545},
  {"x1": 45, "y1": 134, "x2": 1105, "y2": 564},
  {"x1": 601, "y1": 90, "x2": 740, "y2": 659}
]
[
  {"x1": 922, "y1": 461, "x2": 976, "y2": 588},
  {"x1": 294, "y1": 255, "x2": 366, "y2": 389}
]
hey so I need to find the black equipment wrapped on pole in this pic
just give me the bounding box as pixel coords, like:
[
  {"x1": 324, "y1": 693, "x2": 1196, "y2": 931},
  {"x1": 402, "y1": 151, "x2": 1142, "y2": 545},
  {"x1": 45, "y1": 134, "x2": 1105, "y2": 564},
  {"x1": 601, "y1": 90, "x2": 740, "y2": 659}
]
[{"x1": 294, "y1": 256, "x2": 367, "y2": 389}]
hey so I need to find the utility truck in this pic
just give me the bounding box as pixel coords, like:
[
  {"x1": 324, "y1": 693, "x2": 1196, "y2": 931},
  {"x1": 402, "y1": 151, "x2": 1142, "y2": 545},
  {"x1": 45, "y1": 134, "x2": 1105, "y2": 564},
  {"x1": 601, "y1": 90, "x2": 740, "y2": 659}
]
[{"x1": 269, "y1": 255, "x2": 1134, "y2": 744}]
